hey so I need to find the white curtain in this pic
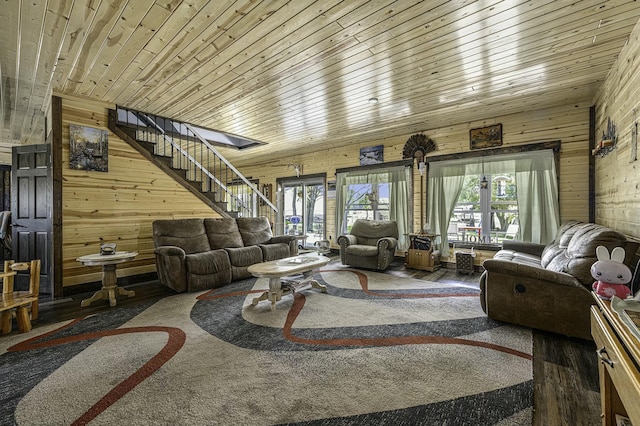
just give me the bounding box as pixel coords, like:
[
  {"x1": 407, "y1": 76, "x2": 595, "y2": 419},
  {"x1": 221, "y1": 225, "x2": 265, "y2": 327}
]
[
  {"x1": 426, "y1": 150, "x2": 560, "y2": 252},
  {"x1": 514, "y1": 152, "x2": 560, "y2": 243},
  {"x1": 427, "y1": 163, "x2": 466, "y2": 256},
  {"x1": 389, "y1": 167, "x2": 411, "y2": 251},
  {"x1": 335, "y1": 165, "x2": 411, "y2": 251}
]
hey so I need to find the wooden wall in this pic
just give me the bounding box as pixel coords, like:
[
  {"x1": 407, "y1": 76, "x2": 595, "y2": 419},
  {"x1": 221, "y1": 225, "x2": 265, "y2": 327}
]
[
  {"x1": 593, "y1": 18, "x2": 640, "y2": 238},
  {"x1": 235, "y1": 102, "x2": 592, "y2": 248},
  {"x1": 58, "y1": 91, "x2": 592, "y2": 286},
  {"x1": 59, "y1": 94, "x2": 219, "y2": 287}
]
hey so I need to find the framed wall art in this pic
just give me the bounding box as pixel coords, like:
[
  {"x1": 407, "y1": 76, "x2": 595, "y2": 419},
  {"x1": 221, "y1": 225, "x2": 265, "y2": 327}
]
[
  {"x1": 470, "y1": 124, "x2": 502, "y2": 150},
  {"x1": 360, "y1": 145, "x2": 384, "y2": 165},
  {"x1": 69, "y1": 124, "x2": 109, "y2": 172}
]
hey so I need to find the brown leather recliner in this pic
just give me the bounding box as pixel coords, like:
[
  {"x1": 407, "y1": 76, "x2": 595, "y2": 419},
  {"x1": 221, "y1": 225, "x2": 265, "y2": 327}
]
[
  {"x1": 337, "y1": 219, "x2": 398, "y2": 271},
  {"x1": 479, "y1": 221, "x2": 638, "y2": 340}
]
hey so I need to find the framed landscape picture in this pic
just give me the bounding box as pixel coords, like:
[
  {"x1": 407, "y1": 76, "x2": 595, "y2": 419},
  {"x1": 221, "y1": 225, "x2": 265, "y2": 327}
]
[
  {"x1": 470, "y1": 124, "x2": 502, "y2": 150},
  {"x1": 69, "y1": 124, "x2": 109, "y2": 172}
]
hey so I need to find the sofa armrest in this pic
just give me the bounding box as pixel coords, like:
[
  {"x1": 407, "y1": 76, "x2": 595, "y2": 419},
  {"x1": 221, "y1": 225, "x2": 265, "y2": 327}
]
[
  {"x1": 154, "y1": 246, "x2": 187, "y2": 293},
  {"x1": 501, "y1": 240, "x2": 546, "y2": 257},
  {"x1": 483, "y1": 259, "x2": 585, "y2": 288},
  {"x1": 267, "y1": 235, "x2": 298, "y2": 256},
  {"x1": 377, "y1": 237, "x2": 398, "y2": 251},
  {"x1": 155, "y1": 246, "x2": 186, "y2": 258},
  {"x1": 268, "y1": 235, "x2": 297, "y2": 245},
  {"x1": 337, "y1": 234, "x2": 357, "y2": 247},
  {"x1": 337, "y1": 234, "x2": 357, "y2": 265}
]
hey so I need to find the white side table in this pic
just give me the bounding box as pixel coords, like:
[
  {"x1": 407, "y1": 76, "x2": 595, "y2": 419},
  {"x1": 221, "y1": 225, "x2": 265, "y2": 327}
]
[{"x1": 77, "y1": 251, "x2": 138, "y2": 307}]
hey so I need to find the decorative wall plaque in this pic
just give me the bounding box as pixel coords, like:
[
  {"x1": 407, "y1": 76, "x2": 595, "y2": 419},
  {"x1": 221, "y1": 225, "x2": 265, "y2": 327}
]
[{"x1": 470, "y1": 124, "x2": 502, "y2": 150}]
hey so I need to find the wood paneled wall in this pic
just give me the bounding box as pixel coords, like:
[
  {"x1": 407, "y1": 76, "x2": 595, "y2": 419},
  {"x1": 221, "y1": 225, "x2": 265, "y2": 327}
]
[
  {"x1": 236, "y1": 102, "x2": 592, "y2": 247},
  {"x1": 593, "y1": 19, "x2": 640, "y2": 238},
  {"x1": 59, "y1": 91, "x2": 592, "y2": 286},
  {"x1": 59, "y1": 94, "x2": 219, "y2": 287}
]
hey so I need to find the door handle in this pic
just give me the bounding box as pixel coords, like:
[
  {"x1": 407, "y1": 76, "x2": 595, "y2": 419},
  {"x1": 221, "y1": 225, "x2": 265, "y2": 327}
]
[
  {"x1": 11, "y1": 223, "x2": 25, "y2": 228},
  {"x1": 597, "y1": 347, "x2": 614, "y2": 368}
]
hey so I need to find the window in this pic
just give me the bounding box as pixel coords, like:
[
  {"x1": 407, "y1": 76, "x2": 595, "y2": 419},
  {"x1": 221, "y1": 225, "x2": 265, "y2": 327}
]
[
  {"x1": 335, "y1": 164, "x2": 411, "y2": 251},
  {"x1": 449, "y1": 173, "x2": 518, "y2": 243},
  {"x1": 427, "y1": 149, "x2": 560, "y2": 256},
  {"x1": 279, "y1": 177, "x2": 325, "y2": 249},
  {"x1": 343, "y1": 182, "x2": 390, "y2": 232}
]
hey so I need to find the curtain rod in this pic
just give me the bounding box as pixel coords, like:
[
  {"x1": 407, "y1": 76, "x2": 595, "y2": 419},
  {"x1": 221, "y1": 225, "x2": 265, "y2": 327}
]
[{"x1": 335, "y1": 159, "x2": 413, "y2": 175}]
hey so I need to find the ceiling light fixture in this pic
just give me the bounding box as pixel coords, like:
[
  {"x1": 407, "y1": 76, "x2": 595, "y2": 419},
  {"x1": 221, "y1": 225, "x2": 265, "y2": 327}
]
[{"x1": 368, "y1": 97, "x2": 378, "y2": 104}]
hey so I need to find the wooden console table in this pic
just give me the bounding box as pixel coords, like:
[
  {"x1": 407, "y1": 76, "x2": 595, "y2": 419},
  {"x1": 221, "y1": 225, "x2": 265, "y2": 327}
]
[{"x1": 591, "y1": 294, "x2": 640, "y2": 425}]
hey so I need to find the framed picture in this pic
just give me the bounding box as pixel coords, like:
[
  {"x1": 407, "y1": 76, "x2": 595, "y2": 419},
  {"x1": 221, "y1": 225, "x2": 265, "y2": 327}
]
[
  {"x1": 360, "y1": 145, "x2": 384, "y2": 165},
  {"x1": 69, "y1": 124, "x2": 109, "y2": 172},
  {"x1": 470, "y1": 124, "x2": 502, "y2": 150}
]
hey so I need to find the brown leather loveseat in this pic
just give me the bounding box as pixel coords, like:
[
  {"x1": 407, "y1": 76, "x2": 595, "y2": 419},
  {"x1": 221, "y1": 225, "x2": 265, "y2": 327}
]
[
  {"x1": 479, "y1": 221, "x2": 638, "y2": 340},
  {"x1": 153, "y1": 217, "x2": 297, "y2": 293}
]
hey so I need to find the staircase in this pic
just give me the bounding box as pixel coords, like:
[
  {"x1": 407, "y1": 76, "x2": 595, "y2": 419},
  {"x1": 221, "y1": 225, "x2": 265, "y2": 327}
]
[{"x1": 108, "y1": 106, "x2": 276, "y2": 224}]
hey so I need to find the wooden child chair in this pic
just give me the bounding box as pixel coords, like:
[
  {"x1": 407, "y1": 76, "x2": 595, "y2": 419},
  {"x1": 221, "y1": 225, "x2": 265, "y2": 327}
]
[{"x1": 0, "y1": 259, "x2": 41, "y2": 334}]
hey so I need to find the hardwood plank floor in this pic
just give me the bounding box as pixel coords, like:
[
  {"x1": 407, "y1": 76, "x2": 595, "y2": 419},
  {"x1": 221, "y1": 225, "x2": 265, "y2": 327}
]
[{"x1": 33, "y1": 257, "x2": 601, "y2": 425}]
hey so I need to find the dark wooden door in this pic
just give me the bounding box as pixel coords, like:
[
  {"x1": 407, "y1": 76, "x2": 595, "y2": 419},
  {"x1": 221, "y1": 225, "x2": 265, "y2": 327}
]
[{"x1": 11, "y1": 144, "x2": 52, "y2": 297}]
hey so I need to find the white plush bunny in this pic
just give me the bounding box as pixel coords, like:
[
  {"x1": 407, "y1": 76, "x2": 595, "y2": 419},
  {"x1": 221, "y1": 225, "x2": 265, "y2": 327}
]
[{"x1": 591, "y1": 245, "x2": 632, "y2": 300}]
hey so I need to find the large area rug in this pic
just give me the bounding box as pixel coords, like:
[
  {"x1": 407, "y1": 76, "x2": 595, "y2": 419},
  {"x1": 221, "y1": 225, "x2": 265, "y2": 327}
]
[{"x1": 0, "y1": 268, "x2": 533, "y2": 425}]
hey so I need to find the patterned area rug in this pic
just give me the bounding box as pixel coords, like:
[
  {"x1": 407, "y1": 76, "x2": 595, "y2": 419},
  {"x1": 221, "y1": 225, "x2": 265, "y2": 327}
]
[{"x1": 0, "y1": 268, "x2": 532, "y2": 425}]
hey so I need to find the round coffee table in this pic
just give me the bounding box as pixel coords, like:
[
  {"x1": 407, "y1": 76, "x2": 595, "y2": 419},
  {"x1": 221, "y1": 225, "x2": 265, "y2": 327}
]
[{"x1": 77, "y1": 251, "x2": 138, "y2": 307}]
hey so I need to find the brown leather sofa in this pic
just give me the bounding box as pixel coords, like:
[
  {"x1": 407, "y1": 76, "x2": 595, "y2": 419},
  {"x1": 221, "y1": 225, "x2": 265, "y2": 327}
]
[
  {"x1": 152, "y1": 217, "x2": 297, "y2": 293},
  {"x1": 479, "y1": 221, "x2": 638, "y2": 340}
]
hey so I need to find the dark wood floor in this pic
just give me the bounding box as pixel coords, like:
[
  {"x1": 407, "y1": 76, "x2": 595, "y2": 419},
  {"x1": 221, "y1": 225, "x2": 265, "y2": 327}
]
[{"x1": 34, "y1": 257, "x2": 601, "y2": 426}]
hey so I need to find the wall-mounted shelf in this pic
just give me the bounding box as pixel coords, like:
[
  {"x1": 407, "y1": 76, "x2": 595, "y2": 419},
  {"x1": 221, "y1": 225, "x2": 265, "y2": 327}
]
[
  {"x1": 592, "y1": 139, "x2": 616, "y2": 157},
  {"x1": 594, "y1": 117, "x2": 617, "y2": 157}
]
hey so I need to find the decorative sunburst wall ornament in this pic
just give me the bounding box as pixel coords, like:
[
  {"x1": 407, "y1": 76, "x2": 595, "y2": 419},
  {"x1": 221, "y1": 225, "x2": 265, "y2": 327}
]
[
  {"x1": 403, "y1": 134, "x2": 436, "y2": 229},
  {"x1": 403, "y1": 134, "x2": 436, "y2": 175},
  {"x1": 402, "y1": 134, "x2": 436, "y2": 162}
]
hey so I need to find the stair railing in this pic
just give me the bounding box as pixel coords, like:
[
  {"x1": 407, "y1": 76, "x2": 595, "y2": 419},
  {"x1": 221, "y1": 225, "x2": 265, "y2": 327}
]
[
  {"x1": 183, "y1": 122, "x2": 276, "y2": 215},
  {"x1": 115, "y1": 106, "x2": 276, "y2": 223}
]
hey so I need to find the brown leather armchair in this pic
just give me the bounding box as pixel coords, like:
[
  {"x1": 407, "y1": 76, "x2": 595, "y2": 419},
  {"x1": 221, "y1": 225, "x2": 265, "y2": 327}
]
[{"x1": 337, "y1": 219, "x2": 398, "y2": 271}]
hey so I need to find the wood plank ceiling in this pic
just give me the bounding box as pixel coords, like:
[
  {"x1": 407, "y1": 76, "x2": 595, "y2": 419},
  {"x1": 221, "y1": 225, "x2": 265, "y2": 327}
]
[{"x1": 1, "y1": 0, "x2": 639, "y2": 166}]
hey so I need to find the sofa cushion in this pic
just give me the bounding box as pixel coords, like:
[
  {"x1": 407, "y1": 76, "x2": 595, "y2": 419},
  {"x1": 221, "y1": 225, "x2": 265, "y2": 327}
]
[
  {"x1": 563, "y1": 223, "x2": 629, "y2": 286},
  {"x1": 493, "y1": 249, "x2": 543, "y2": 268},
  {"x1": 153, "y1": 218, "x2": 210, "y2": 254},
  {"x1": 540, "y1": 221, "x2": 583, "y2": 269},
  {"x1": 260, "y1": 243, "x2": 290, "y2": 261},
  {"x1": 204, "y1": 218, "x2": 244, "y2": 249},
  {"x1": 236, "y1": 217, "x2": 273, "y2": 246},
  {"x1": 345, "y1": 245, "x2": 379, "y2": 257},
  {"x1": 350, "y1": 219, "x2": 399, "y2": 246},
  {"x1": 224, "y1": 246, "x2": 263, "y2": 267},
  {"x1": 184, "y1": 249, "x2": 232, "y2": 291},
  {"x1": 535, "y1": 221, "x2": 631, "y2": 287}
]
